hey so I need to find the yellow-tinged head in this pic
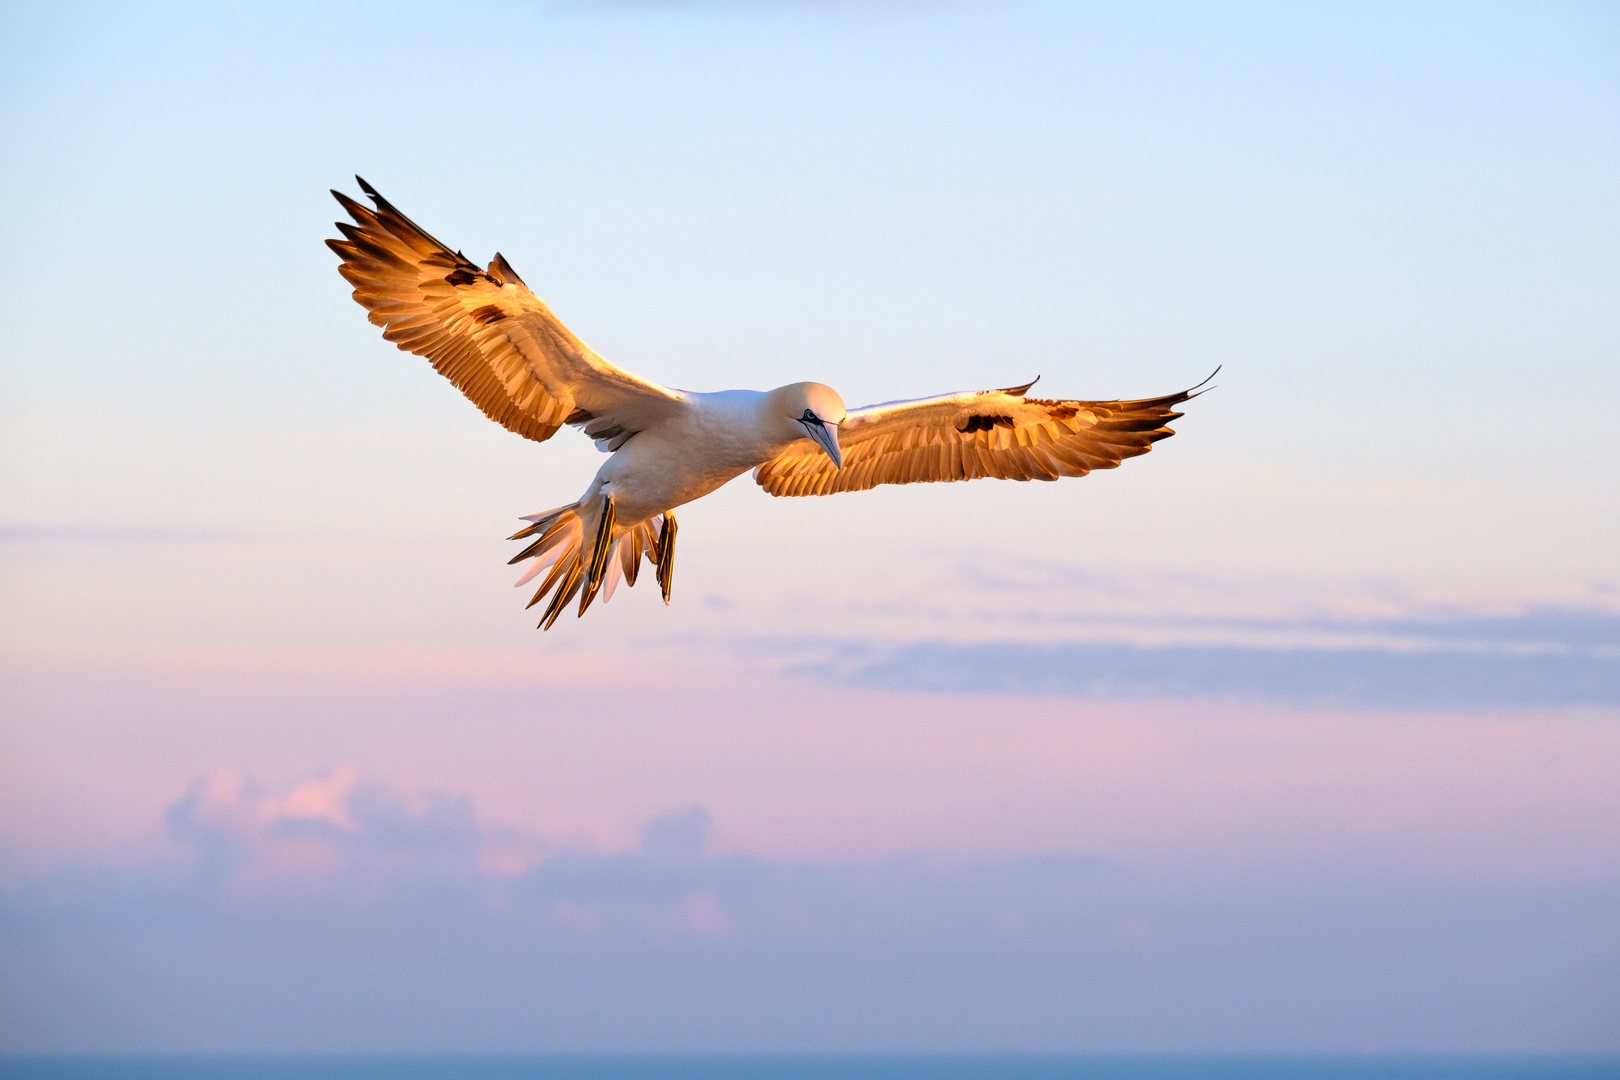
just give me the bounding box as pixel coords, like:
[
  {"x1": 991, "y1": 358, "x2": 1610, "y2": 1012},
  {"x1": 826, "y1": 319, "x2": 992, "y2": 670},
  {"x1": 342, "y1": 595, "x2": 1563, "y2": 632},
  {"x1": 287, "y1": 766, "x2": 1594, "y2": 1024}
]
[{"x1": 769, "y1": 382, "x2": 846, "y2": 468}]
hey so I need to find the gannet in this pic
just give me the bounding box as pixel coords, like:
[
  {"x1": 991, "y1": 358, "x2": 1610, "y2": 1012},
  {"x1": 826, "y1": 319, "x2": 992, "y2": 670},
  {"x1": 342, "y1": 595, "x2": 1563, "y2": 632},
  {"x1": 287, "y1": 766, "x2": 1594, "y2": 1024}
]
[{"x1": 328, "y1": 179, "x2": 1209, "y2": 628}]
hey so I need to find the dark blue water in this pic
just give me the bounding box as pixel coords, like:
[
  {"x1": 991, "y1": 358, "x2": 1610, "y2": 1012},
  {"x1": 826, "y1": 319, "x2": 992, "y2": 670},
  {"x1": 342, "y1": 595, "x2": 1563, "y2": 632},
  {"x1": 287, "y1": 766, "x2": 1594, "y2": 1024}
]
[{"x1": 1, "y1": 1057, "x2": 1615, "y2": 1080}]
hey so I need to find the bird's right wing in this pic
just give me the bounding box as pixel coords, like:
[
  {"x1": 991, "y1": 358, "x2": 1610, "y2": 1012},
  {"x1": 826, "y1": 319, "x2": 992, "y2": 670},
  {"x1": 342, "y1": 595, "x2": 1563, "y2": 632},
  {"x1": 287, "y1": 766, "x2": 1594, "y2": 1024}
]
[
  {"x1": 327, "y1": 179, "x2": 683, "y2": 446},
  {"x1": 754, "y1": 377, "x2": 1206, "y2": 497}
]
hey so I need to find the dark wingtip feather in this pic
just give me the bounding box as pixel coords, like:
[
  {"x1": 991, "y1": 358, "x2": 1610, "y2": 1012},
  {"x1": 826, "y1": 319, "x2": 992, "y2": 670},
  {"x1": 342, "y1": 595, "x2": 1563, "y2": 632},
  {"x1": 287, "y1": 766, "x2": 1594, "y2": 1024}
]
[
  {"x1": 330, "y1": 190, "x2": 374, "y2": 226},
  {"x1": 1182, "y1": 366, "x2": 1220, "y2": 399}
]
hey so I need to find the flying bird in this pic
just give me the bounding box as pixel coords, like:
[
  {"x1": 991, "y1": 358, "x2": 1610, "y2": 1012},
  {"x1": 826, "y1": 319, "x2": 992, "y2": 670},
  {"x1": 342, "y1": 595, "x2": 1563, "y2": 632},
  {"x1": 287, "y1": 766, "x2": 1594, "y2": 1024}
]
[{"x1": 327, "y1": 179, "x2": 1209, "y2": 628}]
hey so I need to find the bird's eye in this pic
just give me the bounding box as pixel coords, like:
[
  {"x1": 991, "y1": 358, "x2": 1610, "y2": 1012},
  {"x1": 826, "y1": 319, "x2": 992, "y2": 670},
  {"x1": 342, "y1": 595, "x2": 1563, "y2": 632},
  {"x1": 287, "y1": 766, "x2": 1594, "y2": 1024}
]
[{"x1": 800, "y1": 409, "x2": 823, "y2": 426}]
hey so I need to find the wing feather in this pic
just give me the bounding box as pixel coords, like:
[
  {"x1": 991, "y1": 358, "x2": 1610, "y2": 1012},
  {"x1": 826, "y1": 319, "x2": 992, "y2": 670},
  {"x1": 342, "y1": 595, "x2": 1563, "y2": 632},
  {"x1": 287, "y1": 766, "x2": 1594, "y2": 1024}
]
[
  {"x1": 327, "y1": 178, "x2": 682, "y2": 444},
  {"x1": 753, "y1": 378, "x2": 1207, "y2": 497}
]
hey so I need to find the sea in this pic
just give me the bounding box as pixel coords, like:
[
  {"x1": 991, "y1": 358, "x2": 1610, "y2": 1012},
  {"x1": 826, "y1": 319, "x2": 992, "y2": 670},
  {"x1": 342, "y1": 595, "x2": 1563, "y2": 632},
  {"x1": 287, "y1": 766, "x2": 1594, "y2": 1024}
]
[{"x1": 0, "y1": 1057, "x2": 1615, "y2": 1080}]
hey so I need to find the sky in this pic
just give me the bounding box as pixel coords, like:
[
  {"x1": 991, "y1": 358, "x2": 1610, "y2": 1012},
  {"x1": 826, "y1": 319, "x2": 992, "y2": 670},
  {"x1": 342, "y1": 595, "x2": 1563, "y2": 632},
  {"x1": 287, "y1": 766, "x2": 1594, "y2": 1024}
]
[{"x1": 1, "y1": 0, "x2": 1618, "y2": 1055}]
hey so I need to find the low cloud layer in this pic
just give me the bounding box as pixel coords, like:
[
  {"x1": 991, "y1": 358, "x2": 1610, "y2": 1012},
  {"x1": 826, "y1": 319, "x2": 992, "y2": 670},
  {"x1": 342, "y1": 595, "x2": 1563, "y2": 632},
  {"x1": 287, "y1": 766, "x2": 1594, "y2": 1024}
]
[
  {"x1": 791, "y1": 635, "x2": 1620, "y2": 708},
  {"x1": 2, "y1": 771, "x2": 1615, "y2": 1053},
  {"x1": 756, "y1": 595, "x2": 1620, "y2": 707}
]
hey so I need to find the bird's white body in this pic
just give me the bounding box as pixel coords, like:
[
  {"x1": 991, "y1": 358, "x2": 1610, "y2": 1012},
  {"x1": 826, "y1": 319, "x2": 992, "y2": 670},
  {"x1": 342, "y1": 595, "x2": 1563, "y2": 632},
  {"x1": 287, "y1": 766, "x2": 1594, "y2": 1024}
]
[
  {"x1": 328, "y1": 179, "x2": 1205, "y2": 627},
  {"x1": 591, "y1": 390, "x2": 798, "y2": 526}
]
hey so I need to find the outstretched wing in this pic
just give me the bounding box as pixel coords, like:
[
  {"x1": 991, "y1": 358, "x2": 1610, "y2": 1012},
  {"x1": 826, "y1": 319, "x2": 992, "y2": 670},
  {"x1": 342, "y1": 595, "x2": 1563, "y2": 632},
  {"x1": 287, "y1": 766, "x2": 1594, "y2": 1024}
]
[
  {"x1": 753, "y1": 376, "x2": 1207, "y2": 497},
  {"x1": 327, "y1": 178, "x2": 682, "y2": 446}
]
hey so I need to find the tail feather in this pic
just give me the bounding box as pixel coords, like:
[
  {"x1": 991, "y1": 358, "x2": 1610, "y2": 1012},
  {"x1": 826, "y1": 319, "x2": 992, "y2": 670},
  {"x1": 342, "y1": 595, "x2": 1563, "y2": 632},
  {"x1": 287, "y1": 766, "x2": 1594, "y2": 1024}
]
[
  {"x1": 510, "y1": 517, "x2": 580, "y2": 573},
  {"x1": 655, "y1": 514, "x2": 678, "y2": 605},
  {"x1": 525, "y1": 550, "x2": 581, "y2": 610},
  {"x1": 509, "y1": 503, "x2": 576, "y2": 541},
  {"x1": 576, "y1": 496, "x2": 619, "y2": 616},
  {"x1": 598, "y1": 548, "x2": 626, "y2": 605},
  {"x1": 518, "y1": 502, "x2": 577, "y2": 525},
  {"x1": 513, "y1": 525, "x2": 579, "y2": 588},
  {"x1": 510, "y1": 502, "x2": 674, "y2": 629},
  {"x1": 540, "y1": 559, "x2": 585, "y2": 629},
  {"x1": 619, "y1": 529, "x2": 643, "y2": 588}
]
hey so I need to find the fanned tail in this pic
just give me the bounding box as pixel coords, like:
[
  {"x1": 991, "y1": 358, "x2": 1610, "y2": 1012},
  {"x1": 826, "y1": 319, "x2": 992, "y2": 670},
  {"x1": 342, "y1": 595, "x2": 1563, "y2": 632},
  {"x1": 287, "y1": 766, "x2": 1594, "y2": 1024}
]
[{"x1": 508, "y1": 502, "x2": 677, "y2": 629}]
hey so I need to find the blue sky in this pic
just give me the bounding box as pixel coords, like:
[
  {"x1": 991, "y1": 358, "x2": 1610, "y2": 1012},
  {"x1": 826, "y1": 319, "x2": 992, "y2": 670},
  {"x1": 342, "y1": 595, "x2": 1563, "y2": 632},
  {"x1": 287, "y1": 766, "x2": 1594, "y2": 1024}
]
[{"x1": 1, "y1": 0, "x2": 1618, "y2": 1053}]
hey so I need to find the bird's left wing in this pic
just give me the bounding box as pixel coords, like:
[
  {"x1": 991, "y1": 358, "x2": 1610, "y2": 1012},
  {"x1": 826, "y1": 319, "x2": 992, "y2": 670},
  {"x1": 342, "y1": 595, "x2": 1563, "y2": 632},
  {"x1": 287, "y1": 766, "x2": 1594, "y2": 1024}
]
[
  {"x1": 327, "y1": 178, "x2": 682, "y2": 446},
  {"x1": 754, "y1": 377, "x2": 1205, "y2": 497}
]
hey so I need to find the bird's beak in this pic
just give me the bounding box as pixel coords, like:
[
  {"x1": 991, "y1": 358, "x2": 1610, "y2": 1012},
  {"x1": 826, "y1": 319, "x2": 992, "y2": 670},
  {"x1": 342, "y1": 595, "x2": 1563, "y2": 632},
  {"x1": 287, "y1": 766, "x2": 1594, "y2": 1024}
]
[{"x1": 806, "y1": 420, "x2": 842, "y2": 469}]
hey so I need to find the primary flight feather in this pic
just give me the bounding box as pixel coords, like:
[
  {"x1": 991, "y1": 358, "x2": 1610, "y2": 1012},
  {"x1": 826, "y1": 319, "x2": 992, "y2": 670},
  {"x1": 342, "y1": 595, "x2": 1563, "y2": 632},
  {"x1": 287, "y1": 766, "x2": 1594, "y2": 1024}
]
[{"x1": 327, "y1": 179, "x2": 1208, "y2": 628}]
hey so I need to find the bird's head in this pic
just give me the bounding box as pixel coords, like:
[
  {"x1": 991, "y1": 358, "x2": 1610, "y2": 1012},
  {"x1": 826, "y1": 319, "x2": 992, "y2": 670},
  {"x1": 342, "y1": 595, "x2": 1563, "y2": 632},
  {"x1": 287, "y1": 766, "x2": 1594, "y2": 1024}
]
[{"x1": 770, "y1": 382, "x2": 847, "y2": 469}]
